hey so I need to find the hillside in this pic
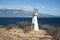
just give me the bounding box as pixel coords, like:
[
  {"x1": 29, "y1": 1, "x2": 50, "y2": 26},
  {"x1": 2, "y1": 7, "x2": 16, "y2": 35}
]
[
  {"x1": 0, "y1": 22, "x2": 53, "y2": 40},
  {"x1": 0, "y1": 27, "x2": 53, "y2": 40},
  {"x1": 0, "y1": 22, "x2": 60, "y2": 40},
  {"x1": 0, "y1": 9, "x2": 58, "y2": 17}
]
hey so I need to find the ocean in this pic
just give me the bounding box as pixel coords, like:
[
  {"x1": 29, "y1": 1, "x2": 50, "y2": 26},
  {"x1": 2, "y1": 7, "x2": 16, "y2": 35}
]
[{"x1": 0, "y1": 17, "x2": 60, "y2": 27}]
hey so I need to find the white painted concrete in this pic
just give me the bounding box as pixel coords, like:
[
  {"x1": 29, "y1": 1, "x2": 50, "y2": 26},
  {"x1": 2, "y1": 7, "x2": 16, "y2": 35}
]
[{"x1": 32, "y1": 9, "x2": 39, "y2": 31}]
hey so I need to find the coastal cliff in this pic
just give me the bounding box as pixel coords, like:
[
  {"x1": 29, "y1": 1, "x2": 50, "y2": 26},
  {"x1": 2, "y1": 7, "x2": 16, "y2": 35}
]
[
  {"x1": 0, "y1": 22, "x2": 60, "y2": 40},
  {"x1": 0, "y1": 27, "x2": 53, "y2": 40}
]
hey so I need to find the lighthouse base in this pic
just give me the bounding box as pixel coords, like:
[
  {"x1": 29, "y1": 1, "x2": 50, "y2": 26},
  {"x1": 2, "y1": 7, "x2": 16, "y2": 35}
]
[{"x1": 32, "y1": 16, "x2": 39, "y2": 31}]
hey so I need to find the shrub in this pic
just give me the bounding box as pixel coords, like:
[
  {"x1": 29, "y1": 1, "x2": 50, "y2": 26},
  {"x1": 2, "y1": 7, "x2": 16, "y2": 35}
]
[
  {"x1": 0, "y1": 25, "x2": 5, "y2": 28},
  {"x1": 40, "y1": 24, "x2": 60, "y2": 40},
  {"x1": 16, "y1": 22, "x2": 34, "y2": 33},
  {"x1": 6, "y1": 24, "x2": 18, "y2": 30}
]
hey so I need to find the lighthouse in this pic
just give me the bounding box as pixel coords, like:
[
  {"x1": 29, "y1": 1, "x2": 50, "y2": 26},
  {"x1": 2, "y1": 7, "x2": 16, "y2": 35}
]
[{"x1": 32, "y1": 8, "x2": 39, "y2": 31}]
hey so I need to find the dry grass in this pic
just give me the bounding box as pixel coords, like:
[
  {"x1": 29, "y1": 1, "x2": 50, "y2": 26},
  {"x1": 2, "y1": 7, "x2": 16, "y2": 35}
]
[{"x1": 0, "y1": 27, "x2": 53, "y2": 40}]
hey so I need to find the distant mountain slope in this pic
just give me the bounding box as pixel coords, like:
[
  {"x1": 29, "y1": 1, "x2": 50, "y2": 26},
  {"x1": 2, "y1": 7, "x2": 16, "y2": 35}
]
[{"x1": 0, "y1": 9, "x2": 59, "y2": 17}]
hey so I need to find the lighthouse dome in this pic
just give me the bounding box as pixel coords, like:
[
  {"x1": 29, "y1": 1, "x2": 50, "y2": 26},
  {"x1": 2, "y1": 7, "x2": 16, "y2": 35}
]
[{"x1": 33, "y1": 8, "x2": 38, "y2": 16}]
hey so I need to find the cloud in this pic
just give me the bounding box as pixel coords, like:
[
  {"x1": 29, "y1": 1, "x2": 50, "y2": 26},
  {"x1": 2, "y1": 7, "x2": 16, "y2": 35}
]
[
  {"x1": 0, "y1": 5, "x2": 60, "y2": 16},
  {"x1": 0, "y1": 5, "x2": 34, "y2": 11},
  {"x1": 21, "y1": 6, "x2": 33, "y2": 11},
  {"x1": 47, "y1": 7, "x2": 59, "y2": 11},
  {"x1": 0, "y1": 5, "x2": 45, "y2": 11},
  {"x1": 39, "y1": 5, "x2": 60, "y2": 11},
  {"x1": 35, "y1": 5, "x2": 53, "y2": 11},
  {"x1": 0, "y1": 5, "x2": 59, "y2": 11},
  {"x1": 54, "y1": 8, "x2": 58, "y2": 10}
]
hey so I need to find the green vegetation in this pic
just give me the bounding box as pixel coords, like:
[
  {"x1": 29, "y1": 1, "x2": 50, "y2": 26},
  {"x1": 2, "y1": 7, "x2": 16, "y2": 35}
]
[
  {"x1": 0, "y1": 22, "x2": 34, "y2": 33},
  {"x1": 0, "y1": 22, "x2": 60, "y2": 40},
  {"x1": 40, "y1": 24, "x2": 60, "y2": 40},
  {"x1": 16, "y1": 22, "x2": 34, "y2": 33},
  {"x1": 6, "y1": 24, "x2": 18, "y2": 30},
  {"x1": 0, "y1": 25, "x2": 5, "y2": 28}
]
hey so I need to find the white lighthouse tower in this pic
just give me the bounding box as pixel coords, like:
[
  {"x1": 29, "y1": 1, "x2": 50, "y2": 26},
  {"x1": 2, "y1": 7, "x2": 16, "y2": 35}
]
[{"x1": 32, "y1": 8, "x2": 39, "y2": 31}]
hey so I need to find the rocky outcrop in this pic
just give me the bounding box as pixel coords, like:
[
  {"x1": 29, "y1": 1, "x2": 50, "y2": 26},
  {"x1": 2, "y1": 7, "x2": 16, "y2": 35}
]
[{"x1": 0, "y1": 27, "x2": 53, "y2": 40}]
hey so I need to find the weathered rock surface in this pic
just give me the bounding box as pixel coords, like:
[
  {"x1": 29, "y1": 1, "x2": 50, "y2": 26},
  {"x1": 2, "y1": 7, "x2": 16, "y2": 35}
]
[{"x1": 0, "y1": 28, "x2": 53, "y2": 40}]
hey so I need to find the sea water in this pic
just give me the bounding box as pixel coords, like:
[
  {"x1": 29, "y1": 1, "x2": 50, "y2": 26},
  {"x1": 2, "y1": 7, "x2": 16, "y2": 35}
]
[{"x1": 0, "y1": 17, "x2": 60, "y2": 27}]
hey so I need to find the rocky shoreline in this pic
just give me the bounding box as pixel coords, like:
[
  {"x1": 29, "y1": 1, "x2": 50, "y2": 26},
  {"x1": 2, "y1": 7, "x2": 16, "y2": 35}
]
[
  {"x1": 0, "y1": 22, "x2": 60, "y2": 40},
  {"x1": 0, "y1": 27, "x2": 53, "y2": 40}
]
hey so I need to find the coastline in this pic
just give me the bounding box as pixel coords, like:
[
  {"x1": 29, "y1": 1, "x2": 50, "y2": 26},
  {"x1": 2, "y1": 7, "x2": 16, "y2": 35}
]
[{"x1": 0, "y1": 22, "x2": 60, "y2": 40}]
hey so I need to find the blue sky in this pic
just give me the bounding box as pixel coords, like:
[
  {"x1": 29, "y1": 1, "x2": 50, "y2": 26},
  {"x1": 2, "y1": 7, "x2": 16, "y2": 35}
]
[{"x1": 0, "y1": 0, "x2": 60, "y2": 16}]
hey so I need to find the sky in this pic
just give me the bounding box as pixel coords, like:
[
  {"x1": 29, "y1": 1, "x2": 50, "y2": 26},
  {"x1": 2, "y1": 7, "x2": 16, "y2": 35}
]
[{"x1": 0, "y1": 0, "x2": 60, "y2": 16}]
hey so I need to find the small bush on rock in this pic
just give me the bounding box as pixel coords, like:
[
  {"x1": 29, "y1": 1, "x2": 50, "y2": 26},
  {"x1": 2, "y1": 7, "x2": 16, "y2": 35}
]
[{"x1": 16, "y1": 22, "x2": 34, "y2": 33}]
